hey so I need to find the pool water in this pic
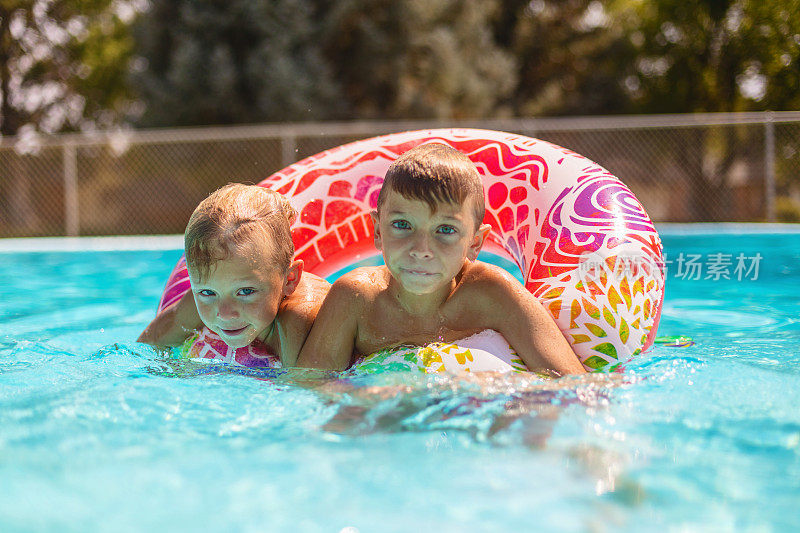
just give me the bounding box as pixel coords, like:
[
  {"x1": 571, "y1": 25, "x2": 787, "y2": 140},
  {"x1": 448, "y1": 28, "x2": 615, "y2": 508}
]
[{"x1": 1, "y1": 227, "x2": 799, "y2": 532}]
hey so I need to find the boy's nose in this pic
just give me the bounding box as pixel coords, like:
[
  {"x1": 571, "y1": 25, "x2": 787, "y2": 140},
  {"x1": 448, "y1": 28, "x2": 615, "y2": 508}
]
[
  {"x1": 217, "y1": 299, "x2": 239, "y2": 319},
  {"x1": 409, "y1": 234, "x2": 434, "y2": 259}
]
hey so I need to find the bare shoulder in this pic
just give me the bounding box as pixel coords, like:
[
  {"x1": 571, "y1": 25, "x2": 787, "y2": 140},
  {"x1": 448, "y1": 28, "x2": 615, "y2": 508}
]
[
  {"x1": 295, "y1": 272, "x2": 332, "y2": 307},
  {"x1": 458, "y1": 260, "x2": 527, "y2": 299},
  {"x1": 329, "y1": 266, "x2": 389, "y2": 301},
  {"x1": 275, "y1": 273, "x2": 330, "y2": 365},
  {"x1": 279, "y1": 272, "x2": 331, "y2": 327}
]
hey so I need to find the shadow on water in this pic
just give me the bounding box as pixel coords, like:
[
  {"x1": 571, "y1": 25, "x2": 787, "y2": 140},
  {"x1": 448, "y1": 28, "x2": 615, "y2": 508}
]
[
  {"x1": 310, "y1": 369, "x2": 646, "y2": 501},
  {"x1": 312, "y1": 371, "x2": 623, "y2": 441},
  {"x1": 135, "y1": 343, "x2": 632, "y2": 444},
  {"x1": 135, "y1": 346, "x2": 645, "y2": 498}
]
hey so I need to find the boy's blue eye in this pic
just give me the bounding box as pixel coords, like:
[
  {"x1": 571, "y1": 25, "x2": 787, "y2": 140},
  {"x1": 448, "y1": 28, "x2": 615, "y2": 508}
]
[
  {"x1": 238, "y1": 288, "x2": 256, "y2": 296},
  {"x1": 391, "y1": 220, "x2": 411, "y2": 230},
  {"x1": 198, "y1": 289, "x2": 215, "y2": 297},
  {"x1": 438, "y1": 225, "x2": 457, "y2": 235}
]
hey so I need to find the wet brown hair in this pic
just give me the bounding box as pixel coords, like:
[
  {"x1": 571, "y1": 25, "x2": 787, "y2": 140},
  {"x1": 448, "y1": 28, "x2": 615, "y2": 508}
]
[
  {"x1": 184, "y1": 183, "x2": 296, "y2": 278},
  {"x1": 377, "y1": 143, "x2": 485, "y2": 229}
]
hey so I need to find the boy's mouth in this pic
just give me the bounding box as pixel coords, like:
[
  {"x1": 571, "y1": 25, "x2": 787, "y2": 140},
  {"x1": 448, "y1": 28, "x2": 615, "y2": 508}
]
[
  {"x1": 219, "y1": 325, "x2": 248, "y2": 336},
  {"x1": 402, "y1": 268, "x2": 437, "y2": 276}
]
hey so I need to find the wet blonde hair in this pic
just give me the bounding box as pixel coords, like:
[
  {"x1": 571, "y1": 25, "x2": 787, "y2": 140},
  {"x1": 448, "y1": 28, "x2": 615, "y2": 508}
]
[
  {"x1": 377, "y1": 143, "x2": 485, "y2": 229},
  {"x1": 184, "y1": 183, "x2": 296, "y2": 278}
]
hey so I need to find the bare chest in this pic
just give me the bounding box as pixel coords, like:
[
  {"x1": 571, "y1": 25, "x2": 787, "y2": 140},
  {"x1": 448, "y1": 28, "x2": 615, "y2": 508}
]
[{"x1": 354, "y1": 297, "x2": 482, "y2": 356}]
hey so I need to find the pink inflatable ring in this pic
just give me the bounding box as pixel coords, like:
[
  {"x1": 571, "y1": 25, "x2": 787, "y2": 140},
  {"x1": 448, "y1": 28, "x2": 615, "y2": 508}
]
[{"x1": 157, "y1": 129, "x2": 665, "y2": 371}]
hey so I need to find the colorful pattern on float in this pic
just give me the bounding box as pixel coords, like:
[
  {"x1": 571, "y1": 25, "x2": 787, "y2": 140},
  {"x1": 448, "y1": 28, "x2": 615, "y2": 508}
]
[
  {"x1": 353, "y1": 344, "x2": 527, "y2": 375},
  {"x1": 352, "y1": 330, "x2": 529, "y2": 375},
  {"x1": 158, "y1": 128, "x2": 665, "y2": 372},
  {"x1": 654, "y1": 335, "x2": 695, "y2": 348},
  {"x1": 178, "y1": 327, "x2": 282, "y2": 368}
]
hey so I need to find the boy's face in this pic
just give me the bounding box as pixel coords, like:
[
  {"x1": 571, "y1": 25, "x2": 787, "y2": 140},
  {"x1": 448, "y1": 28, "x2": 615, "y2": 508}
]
[
  {"x1": 372, "y1": 190, "x2": 489, "y2": 296},
  {"x1": 188, "y1": 243, "x2": 293, "y2": 348}
]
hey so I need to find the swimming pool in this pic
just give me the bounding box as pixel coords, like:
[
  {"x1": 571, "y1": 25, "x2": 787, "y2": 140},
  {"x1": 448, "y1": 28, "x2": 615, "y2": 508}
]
[{"x1": 1, "y1": 226, "x2": 798, "y2": 532}]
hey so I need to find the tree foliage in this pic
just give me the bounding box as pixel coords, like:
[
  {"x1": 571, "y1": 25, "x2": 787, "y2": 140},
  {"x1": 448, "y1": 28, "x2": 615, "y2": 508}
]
[
  {"x1": 318, "y1": 0, "x2": 516, "y2": 119},
  {"x1": 131, "y1": 0, "x2": 518, "y2": 125},
  {"x1": 4, "y1": 0, "x2": 799, "y2": 134},
  {"x1": 130, "y1": 0, "x2": 342, "y2": 127},
  {"x1": 0, "y1": 0, "x2": 137, "y2": 136},
  {"x1": 616, "y1": 0, "x2": 800, "y2": 112},
  {"x1": 493, "y1": 0, "x2": 635, "y2": 116},
  {"x1": 593, "y1": 0, "x2": 800, "y2": 220}
]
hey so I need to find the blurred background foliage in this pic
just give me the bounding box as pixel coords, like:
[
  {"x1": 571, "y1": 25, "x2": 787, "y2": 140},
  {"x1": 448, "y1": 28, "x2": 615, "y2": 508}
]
[
  {"x1": 2, "y1": 0, "x2": 798, "y2": 136},
  {"x1": 1, "y1": 0, "x2": 137, "y2": 137},
  {"x1": 2, "y1": 0, "x2": 800, "y2": 227}
]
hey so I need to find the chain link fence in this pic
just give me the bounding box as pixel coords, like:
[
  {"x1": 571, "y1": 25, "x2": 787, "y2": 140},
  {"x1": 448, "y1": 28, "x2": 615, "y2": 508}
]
[{"x1": 2, "y1": 112, "x2": 800, "y2": 238}]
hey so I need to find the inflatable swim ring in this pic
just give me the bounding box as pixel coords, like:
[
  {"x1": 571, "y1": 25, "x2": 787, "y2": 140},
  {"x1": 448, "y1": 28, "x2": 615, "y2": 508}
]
[
  {"x1": 654, "y1": 335, "x2": 695, "y2": 348},
  {"x1": 351, "y1": 330, "x2": 530, "y2": 375},
  {"x1": 178, "y1": 328, "x2": 282, "y2": 368},
  {"x1": 157, "y1": 128, "x2": 665, "y2": 372}
]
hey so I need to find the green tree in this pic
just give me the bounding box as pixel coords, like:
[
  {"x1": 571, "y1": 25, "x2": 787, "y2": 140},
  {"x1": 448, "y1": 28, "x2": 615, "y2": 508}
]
[
  {"x1": 494, "y1": 0, "x2": 635, "y2": 116},
  {"x1": 613, "y1": 0, "x2": 800, "y2": 220},
  {"x1": 319, "y1": 0, "x2": 517, "y2": 119},
  {"x1": 617, "y1": 0, "x2": 800, "y2": 113},
  {"x1": 1, "y1": 0, "x2": 137, "y2": 235},
  {"x1": 0, "y1": 0, "x2": 136, "y2": 136},
  {"x1": 493, "y1": 0, "x2": 800, "y2": 116},
  {"x1": 131, "y1": 0, "x2": 342, "y2": 126}
]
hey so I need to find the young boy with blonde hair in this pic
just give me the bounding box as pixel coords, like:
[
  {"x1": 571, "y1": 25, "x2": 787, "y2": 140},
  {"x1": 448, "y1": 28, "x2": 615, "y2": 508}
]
[
  {"x1": 296, "y1": 144, "x2": 586, "y2": 376},
  {"x1": 138, "y1": 183, "x2": 330, "y2": 366}
]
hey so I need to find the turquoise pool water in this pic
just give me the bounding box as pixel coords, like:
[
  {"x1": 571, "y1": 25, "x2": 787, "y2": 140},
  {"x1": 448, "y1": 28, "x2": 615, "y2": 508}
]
[{"x1": 1, "y1": 227, "x2": 799, "y2": 532}]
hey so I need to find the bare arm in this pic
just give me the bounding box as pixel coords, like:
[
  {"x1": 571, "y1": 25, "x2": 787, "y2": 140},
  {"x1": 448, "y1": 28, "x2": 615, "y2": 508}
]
[
  {"x1": 295, "y1": 276, "x2": 362, "y2": 371},
  {"x1": 273, "y1": 275, "x2": 331, "y2": 367},
  {"x1": 137, "y1": 290, "x2": 202, "y2": 347},
  {"x1": 477, "y1": 268, "x2": 586, "y2": 376}
]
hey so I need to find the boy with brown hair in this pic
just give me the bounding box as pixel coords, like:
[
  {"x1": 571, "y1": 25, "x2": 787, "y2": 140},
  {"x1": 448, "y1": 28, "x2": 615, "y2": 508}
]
[
  {"x1": 296, "y1": 143, "x2": 586, "y2": 376},
  {"x1": 138, "y1": 183, "x2": 330, "y2": 366}
]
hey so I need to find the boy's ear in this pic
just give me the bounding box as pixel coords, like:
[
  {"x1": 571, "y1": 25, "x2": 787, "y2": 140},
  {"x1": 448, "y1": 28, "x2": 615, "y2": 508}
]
[
  {"x1": 467, "y1": 223, "x2": 491, "y2": 261},
  {"x1": 282, "y1": 260, "x2": 304, "y2": 297},
  {"x1": 370, "y1": 210, "x2": 382, "y2": 250}
]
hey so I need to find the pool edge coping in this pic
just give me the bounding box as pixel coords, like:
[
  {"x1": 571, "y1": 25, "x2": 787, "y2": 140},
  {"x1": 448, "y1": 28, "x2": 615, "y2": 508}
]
[
  {"x1": 1, "y1": 223, "x2": 799, "y2": 252},
  {"x1": 0, "y1": 235, "x2": 184, "y2": 252}
]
